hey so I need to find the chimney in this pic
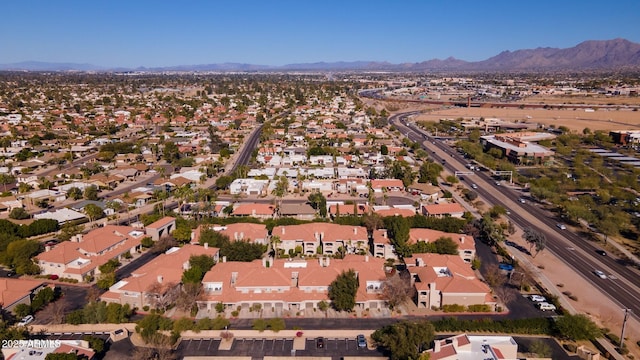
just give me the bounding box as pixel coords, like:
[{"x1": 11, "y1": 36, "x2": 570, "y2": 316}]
[
  {"x1": 204, "y1": 242, "x2": 209, "y2": 249},
  {"x1": 281, "y1": 227, "x2": 285, "y2": 235},
  {"x1": 460, "y1": 236, "x2": 464, "y2": 244},
  {"x1": 353, "y1": 227, "x2": 357, "y2": 235},
  {"x1": 45, "y1": 245, "x2": 51, "y2": 252},
  {"x1": 382, "y1": 231, "x2": 387, "y2": 238},
  {"x1": 364, "y1": 255, "x2": 369, "y2": 262},
  {"x1": 222, "y1": 256, "x2": 227, "y2": 263},
  {"x1": 325, "y1": 257, "x2": 330, "y2": 267},
  {"x1": 320, "y1": 232, "x2": 324, "y2": 240},
  {"x1": 157, "y1": 275, "x2": 163, "y2": 284},
  {"x1": 240, "y1": 232, "x2": 244, "y2": 239},
  {"x1": 252, "y1": 209, "x2": 256, "y2": 216},
  {"x1": 434, "y1": 340, "x2": 441, "y2": 353},
  {"x1": 319, "y1": 257, "x2": 324, "y2": 266},
  {"x1": 262, "y1": 257, "x2": 268, "y2": 267},
  {"x1": 234, "y1": 232, "x2": 238, "y2": 240}
]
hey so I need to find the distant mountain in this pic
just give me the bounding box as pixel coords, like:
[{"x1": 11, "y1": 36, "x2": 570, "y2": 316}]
[
  {"x1": 0, "y1": 61, "x2": 104, "y2": 71},
  {"x1": 2, "y1": 39, "x2": 640, "y2": 72},
  {"x1": 469, "y1": 38, "x2": 640, "y2": 70}
]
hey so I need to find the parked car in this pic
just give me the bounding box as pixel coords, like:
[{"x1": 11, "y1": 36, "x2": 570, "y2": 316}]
[
  {"x1": 357, "y1": 334, "x2": 367, "y2": 348},
  {"x1": 536, "y1": 302, "x2": 557, "y2": 311},
  {"x1": 556, "y1": 223, "x2": 567, "y2": 230},
  {"x1": 518, "y1": 198, "x2": 526, "y2": 204},
  {"x1": 471, "y1": 183, "x2": 478, "y2": 189},
  {"x1": 498, "y1": 263, "x2": 514, "y2": 271},
  {"x1": 316, "y1": 337, "x2": 325, "y2": 349},
  {"x1": 17, "y1": 315, "x2": 34, "y2": 327},
  {"x1": 594, "y1": 270, "x2": 607, "y2": 279},
  {"x1": 49, "y1": 274, "x2": 59, "y2": 280},
  {"x1": 529, "y1": 294, "x2": 547, "y2": 302}
]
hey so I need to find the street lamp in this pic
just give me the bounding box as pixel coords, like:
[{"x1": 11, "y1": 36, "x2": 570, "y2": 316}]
[{"x1": 620, "y1": 308, "x2": 631, "y2": 349}]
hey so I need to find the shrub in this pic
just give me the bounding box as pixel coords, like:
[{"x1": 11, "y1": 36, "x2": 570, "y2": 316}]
[
  {"x1": 215, "y1": 302, "x2": 224, "y2": 314},
  {"x1": 142, "y1": 306, "x2": 150, "y2": 312},
  {"x1": 252, "y1": 319, "x2": 267, "y2": 332},
  {"x1": 606, "y1": 333, "x2": 620, "y2": 344},
  {"x1": 441, "y1": 304, "x2": 466, "y2": 313},
  {"x1": 563, "y1": 343, "x2": 577, "y2": 353},
  {"x1": 467, "y1": 304, "x2": 491, "y2": 312},
  {"x1": 231, "y1": 310, "x2": 239, "y2": 317}
]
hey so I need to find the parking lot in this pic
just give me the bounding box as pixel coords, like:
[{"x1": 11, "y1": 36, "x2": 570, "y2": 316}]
[{"x1": 177, "y1": 337, "x2": 384, "y2": 359}]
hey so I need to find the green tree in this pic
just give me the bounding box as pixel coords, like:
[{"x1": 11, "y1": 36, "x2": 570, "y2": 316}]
[
  {"x1": 372, "y1": 320, "x2": 435, "y2": 360},
  {"x1": 554, "y1": 314, "x2": 601, "y2": 341},
  {"x1": 14, "y1": 303, "x2": 32, "y2": 318},
  {"x1": 83, "y1": 186, "x2": 99, "y2": 201},
  {"x1": 434, "y1": 237, "x2": 459, "y2": 255},
  {"x1": 384, "y1": 216, "x2": 411, "y2": 258},
  {"x1": 96, "y1": 272, "x2": 116, "y2": 290},
  {"x1": 380, "y1": 144, "x2": 389, "y2": 155},
  {"x1": 9, "y1": 207, "x2": 30, "y2": 220},
  {"x1": 66, "y1": 187, "x2": 83, "y2": 200},
  {"x1": 84, "y1": 204, "x2": 105, "y2": 223},
  {"x1": 307, "y1": 192, "x2": 327, "y2": 218},
  {"x1": 522, "y1": 227, "x2": 547, "y2": 258},
  {"x1": 328, "y1": 269, "x2": 359, "y2": 312},
  {"x1": 1, "y1": 239, "x2": 41, "y2": 275}
]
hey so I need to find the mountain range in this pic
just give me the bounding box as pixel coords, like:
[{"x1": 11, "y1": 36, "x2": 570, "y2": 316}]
[{"x1": 2, "y1": 38, "x2": 640, "y2": 72}]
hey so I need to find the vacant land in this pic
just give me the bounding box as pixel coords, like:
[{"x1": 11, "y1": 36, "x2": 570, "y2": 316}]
[{"x1": 416, "y1": 106, "x2": 640, "y2": 132}]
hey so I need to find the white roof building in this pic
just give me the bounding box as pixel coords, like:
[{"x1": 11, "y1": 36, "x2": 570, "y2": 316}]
[{"x1": 33, "y1": 208, "x2": 86, "y2": 224}]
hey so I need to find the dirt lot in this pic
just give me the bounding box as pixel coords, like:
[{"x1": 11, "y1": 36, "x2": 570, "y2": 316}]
[{"x1": 416, "y1": 106, "x2": 640, "y2": 132}]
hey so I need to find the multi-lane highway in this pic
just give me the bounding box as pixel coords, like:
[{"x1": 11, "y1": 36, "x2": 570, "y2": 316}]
[{"x1": 389, "y1": 111, "x2": 640, "y2": 320}]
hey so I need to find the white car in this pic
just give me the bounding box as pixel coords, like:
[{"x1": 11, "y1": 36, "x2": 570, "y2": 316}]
[
  {"x1": 471, "y1": 183, "x2": 478, "y2": 189},
  {"x1": 519, "y1": 198, "x2": 526, "y2": 204},
  {"x1": 556, "y1": 223, "x2": 567, "y2": 230},
  {"x1": 17, "y1": 315, "x2": 34, "y2": 327},
  {"x1": 594, "y1": 270, "x2": 607, "y2": 279},
  {"x1": 529, "y1": 295, "x2": 547, "y2": 302},
  {"x1": 537, "y1": 302, "x2": 557, "y2": 311}
]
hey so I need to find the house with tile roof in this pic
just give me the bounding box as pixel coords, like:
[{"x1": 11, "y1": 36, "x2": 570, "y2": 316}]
[
  {"x1": 198, "y1": 254, "x2": 386, "y2": 314},
  {"x1": 231, "y1": 203, "x2": 275, "y2": 219},
  {"x1": 36, "y1": 225, "x2": 145, "y2": 282},
  {"x1": 407, "y1": 254, "x2": 493, "y2": 309},
  {"x1": 100, "y1": 244, "x2": 219, "y2": 309},
  {"x1": 421, "y1": 203, "x2": 466, "y2": 218},
  {"x1": 0, "y1": 278, "x2": 50, "y2": 314},
  {"x1": 371, "y1": 229, "x2": 396, "y2": 260},
  {"x1": 409, "y1": 228, "x2": 476, "y2": 263},
  {"x1": 272, "y1": 223, "x2": 368, "y2": 257},
  {"x1": 370, "y1": 179, "x2": 405, "y2": 192},
  {"x1": 145, "y1": 216, "x2": 176, "y2": 241}
]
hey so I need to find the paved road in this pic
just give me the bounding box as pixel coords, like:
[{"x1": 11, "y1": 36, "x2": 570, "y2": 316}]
[{"x1": 390, "y1": 111, "x2": 640, "y2": 320}]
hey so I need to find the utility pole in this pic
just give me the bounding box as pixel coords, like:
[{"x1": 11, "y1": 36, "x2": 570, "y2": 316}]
[{"x1": 620, "y1": 308, "x2": 631, "y2": 349}]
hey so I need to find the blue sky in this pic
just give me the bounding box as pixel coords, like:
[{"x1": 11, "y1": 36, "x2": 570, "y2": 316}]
[{"x1": 2, "y1": 0, "x2": 639, "y2": 67}]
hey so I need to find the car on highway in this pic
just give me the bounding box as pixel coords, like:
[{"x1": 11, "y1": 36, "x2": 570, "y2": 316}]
[
  {"x1": 556, "y1": 223, "x2": 567, "y2": 230},
  {"x1": 596, "y1": 250, "x2": 607, "y2": 256},
  {"x1": 529, "y1": 294, "x2": 547, "y2": 302},
  {"x1": 518, "y1": 198, "x2": 526, "y2": 204},
  {"x1": 357, "y1": 334, "x2": 367, "y2": 349},
  {"x1": 498, "y1": 263, "x2": 514, "y2": 271},
  {"x1": 17, "y1": 315, "x2": 34, "y2": 327},
  {"x1": 471, "y1": 183, "x2": 478, "y2": 189},
  {"x1": 594, "y1": 270, "x2": 607, "y2": 279},
  {"x1": 495, "y1": 181, "x2": 501, "y2": 186},
  {"x1": 316, "y1": 337, "x2": 325, "y2": 349}
]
